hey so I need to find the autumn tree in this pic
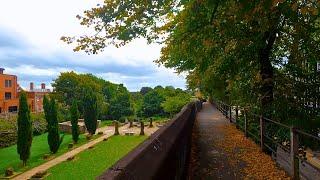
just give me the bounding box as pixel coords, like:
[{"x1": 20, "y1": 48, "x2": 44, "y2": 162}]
[
  {"x1": 63, "y1": 0, "x2": 320, "y2": 133},
  {"x1": 17, "y1": 91, "x2": 32, "y2": 166}
]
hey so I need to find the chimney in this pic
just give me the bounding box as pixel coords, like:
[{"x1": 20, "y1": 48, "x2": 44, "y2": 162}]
[
  {"x1": 30, "y1": 82, "x2": 34, "y2": 91},
  {"x1": 0, "y1": 68, "x2": 4, "y2": 74},
  {"x1": 41, "y1": 83, "x2": 46, "y2": 90}
]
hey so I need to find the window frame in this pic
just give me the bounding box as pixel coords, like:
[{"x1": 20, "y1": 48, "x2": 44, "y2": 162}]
[
  {"x1": 5, "y1": 92, "x2": 12, "y2": 100},
  {"x1": 5, "y1": 80, "x2": 12, "y2": 88}
]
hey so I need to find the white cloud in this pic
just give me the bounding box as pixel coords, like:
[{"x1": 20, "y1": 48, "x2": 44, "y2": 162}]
[
  {"x1": 5, "y1": 65, "x2": 70, "y2": 77},
  {"x1": 0, "y1": 0, "x2": 186, "y2": 91}
]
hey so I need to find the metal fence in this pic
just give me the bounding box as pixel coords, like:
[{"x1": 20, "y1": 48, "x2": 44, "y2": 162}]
[
  {"x1": 216, "y1": 101, "x2": 320, "y2": 180},
  {"x1": 97, "y1": 101, "x2": 202, "y2": 180}
]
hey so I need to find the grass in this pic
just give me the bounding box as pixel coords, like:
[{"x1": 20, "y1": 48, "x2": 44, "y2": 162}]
[
  {"x1": 99, "y1": 120, "x2": 114, "y2": 128},
  {"x1": 46, "y1": 135, "x2": 147, "y2": 180},
  {"x1": 0, "y1": 133, "x2": 88, "y2": 177},
  {"x1": 140, "y1": 117, "x2": 169, "y2": 124}
]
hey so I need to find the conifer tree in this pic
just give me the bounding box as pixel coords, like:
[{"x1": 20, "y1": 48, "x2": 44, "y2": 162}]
[
  {"x1": 83, "y1": 88, "x2": 98, "y2": 135},
  {"x1": 17, "y1": 91, "x2": 32, "y2": 166},
  {"x1": 70, "y1": 100, "x2": 80, "y2": 143},
  {"x1": 43, "y1": 97, "x2": 63, "y2": 153}
]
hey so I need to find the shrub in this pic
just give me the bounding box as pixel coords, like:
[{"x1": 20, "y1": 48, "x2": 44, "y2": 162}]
[
  {"x1": 119, "y1": 116, "x2": 126, "y2": 123},
  {"x1": 32, "y1": 115, "x2": 47, "y2": 136}
]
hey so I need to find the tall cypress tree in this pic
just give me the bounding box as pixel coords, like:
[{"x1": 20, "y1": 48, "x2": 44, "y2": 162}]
[
  {"x1": 43, "y1": 97, "x2": 63, "y2": 154},
  {"x1": 83, "y1": 88, "x2": 98, "y2": 135},
  {"x1": 70, "y1": 100, "x2": 80, "y2": 143},
  {"x1": 17, "y1": 91, "x2": 32, "y2": 166},
  {"x1": 43, "y1": 95, "x2": 50, "y2": 123}
]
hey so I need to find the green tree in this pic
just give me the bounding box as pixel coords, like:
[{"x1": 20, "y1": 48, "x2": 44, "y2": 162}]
[
  {"x1": 63, "y1": 0, "x2": 320, "y2": 140},
  {"x1": 141, "y1": 90, "x2": 165, "y2": 117},
  {"x1": 43, "y1": 95, "x2": 50, "y2": 122},
  {"x1": 44, "y1": 97, "x2": 63, "y2": 154},
  {"x1": 109, "y1": 85, "x2": 133, "y2": 120},
  {"x1": 131, "y1": 92, "x2": 143, "y2": 117},
  {"x1": 162, "y1": 93, "x2": 191, "y2": 116},
  {"x1": 17, "y1": 91, "x2": 32, "y2": 166},
  {"x1": 52, "y1": 72, "x2": 122, "y2": 120},
  {"x1": 51, "y1": 72, "x2": 81, "y2": 106},
  {"x1": 140, "y1": 87, "x2": 152, "y2": 95},
  {"x1": 70, "y1": 100, "x2": 80, "y2": 143},
  {"x1": 83, "y1": 88, "x2": 98, "y2": 135}
]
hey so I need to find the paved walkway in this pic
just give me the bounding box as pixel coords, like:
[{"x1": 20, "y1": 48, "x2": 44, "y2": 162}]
[
  {"x1": 13, "y1": 124, "x2": 158, "y2": 180},
  {"x1": 189, "y1": 103, "x2": 289, "y2": 179}
]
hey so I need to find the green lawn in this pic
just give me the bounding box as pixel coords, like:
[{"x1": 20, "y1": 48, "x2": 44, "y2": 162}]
[
  {"x1": 99, "y1": 120, "x2": 114, "y2": 127},
  {"x1": 0, "y1": 133, "x2": 86, "y2": 177},
  {"x1": 46, "y1": 135, "x2": 147, "y2": 180}
]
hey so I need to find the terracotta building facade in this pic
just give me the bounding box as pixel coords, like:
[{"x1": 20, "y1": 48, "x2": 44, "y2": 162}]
[{"x1": 0, "y1": 68, "x2": 50, "y2": 113}]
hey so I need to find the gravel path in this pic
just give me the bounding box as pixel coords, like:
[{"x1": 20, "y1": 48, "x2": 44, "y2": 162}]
[
  {"x1": 189, "y1": 102, "x2": 289, "y2": 180},
  {"x1": 12, "y1": 124, "x2": 158, "y2": 180}
]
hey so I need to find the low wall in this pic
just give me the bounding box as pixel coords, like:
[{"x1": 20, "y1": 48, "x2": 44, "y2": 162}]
[
  {"x1": 59, "y1": 120, "x2": 101, "y2": 134},
  {"x1": 97, "y1": 101, "x2": 202, "y2": 180}
]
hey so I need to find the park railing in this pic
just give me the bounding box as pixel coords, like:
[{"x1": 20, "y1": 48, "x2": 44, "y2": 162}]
[
  {"x1": 216, "y1": 101, "x2": 320, "y2": 180},
  {"x1": 97, "y1": 101, "x2": 202, "y2": 180}
]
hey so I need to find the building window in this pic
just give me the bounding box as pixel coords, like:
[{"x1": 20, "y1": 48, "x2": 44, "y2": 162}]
[
  {"x1": 5, "y1": 80, "x2": 12, "y2": 87},
  {"x1": 5, "y1": 92, "x2": 11, "y2": 100},
  {"x1": 8, "y1": 106, "x2": 17, "y2": 112}
]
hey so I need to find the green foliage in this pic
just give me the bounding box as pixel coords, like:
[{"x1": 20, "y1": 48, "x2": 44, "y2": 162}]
[
  {"x1": 0, "y1": 113, "x2": 47, "y2": 148},
  {"x1": 44, "y1": 97, "x2": 63, "y2": 154},
  {"x1": 109, "y1": 84, "x2": 133, "y2": 120},
  {"x1": 140, "y1": 87, "x2": 152, "y2": 95},
  {"x1": 52, "y1": 72, "x2": 133, "y2": 120},
  {"x1": 70, "y1": 100, "x2": 80, "y2": 143},
  {"x1": 83, "y1": 88, "x2": 98, "y2": 135},
  {"x1": 17, "y1": 91, "x2": 32, "y2": 166},
  {"x1": 161, "y1": 93, "x2": 191, "y2": 116},
  {"x1": 64, "y1": 0, "x2": 320, "y2": 146},
  {"x1": 31, "y1": 113, "x2": 47, "y2": 136},
  {"x1": 130, "y1": 92, "x2": 143, "y2": 117},
  {"x1": 141, "y1": 90, "x2": 165, "y2": 117}
]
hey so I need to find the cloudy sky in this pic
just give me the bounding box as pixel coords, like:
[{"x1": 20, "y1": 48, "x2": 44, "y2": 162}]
[{"x1": 0, "y1": 0, "x2": 186, "y2": 91}]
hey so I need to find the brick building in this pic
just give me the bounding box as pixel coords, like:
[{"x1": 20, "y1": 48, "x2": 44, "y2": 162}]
[
  {"x1": 26, "y1": 82, "x2": 51, "y2": 112},
  {"x1": 0, "y1": 68, "x2": 50, "y2": 113}
]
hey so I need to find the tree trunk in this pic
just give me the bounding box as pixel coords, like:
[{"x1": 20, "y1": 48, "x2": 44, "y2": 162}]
[{"x1": 259, "y1": 31, "x2": 277, "y2": 117}]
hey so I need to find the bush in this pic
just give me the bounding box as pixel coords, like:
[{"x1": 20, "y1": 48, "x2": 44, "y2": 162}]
[
  {"x1": 0, "y1": 113, "x2": 48, "y2": 148},
  {"x1": 31, "y1": 113, "x2": 47, "y2": 135},
  {"x1": 0, "y1": 131, "x2": 17, "y2": 148},
  {"x1": 119, "y1": 117, "x2": 126, "y2": 123}
]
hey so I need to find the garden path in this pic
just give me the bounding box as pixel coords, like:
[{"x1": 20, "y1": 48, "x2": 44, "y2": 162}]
[
  {"x1": 188, "y1": 102, "x2": 290, "y2": 179},
  {"x1": 12, "y1": 124, "x2": 158, "y2": 180}
]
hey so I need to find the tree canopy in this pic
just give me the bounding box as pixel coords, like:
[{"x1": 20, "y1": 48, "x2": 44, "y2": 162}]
[
  {"x1": 52, "y1": 72, "x2": 133, "y2": 120},
  {"x1": 63, "y1": 0, "x2": 320, "y2": 134}
]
